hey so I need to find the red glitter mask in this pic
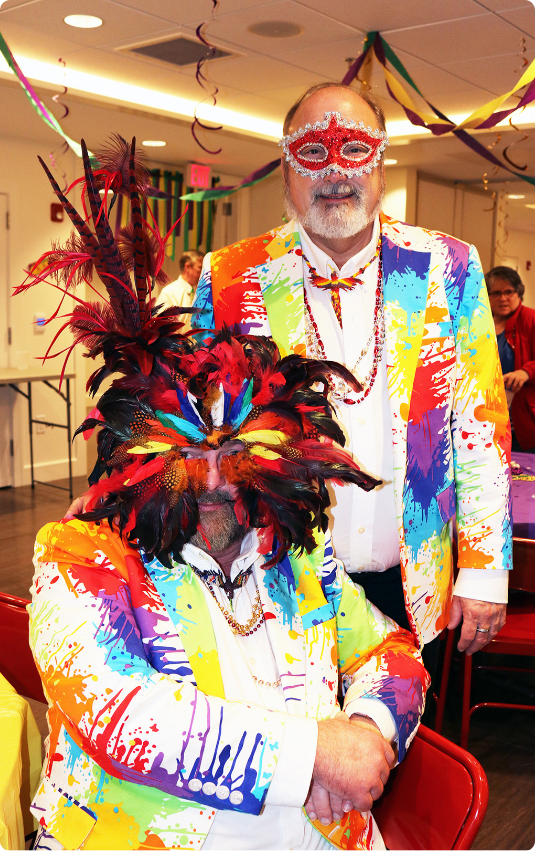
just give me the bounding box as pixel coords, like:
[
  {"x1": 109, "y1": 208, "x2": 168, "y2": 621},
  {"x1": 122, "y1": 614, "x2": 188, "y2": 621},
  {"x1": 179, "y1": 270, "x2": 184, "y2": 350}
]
[{"x1": 280, "y1": 111, "x2": 388, "y2": 180}]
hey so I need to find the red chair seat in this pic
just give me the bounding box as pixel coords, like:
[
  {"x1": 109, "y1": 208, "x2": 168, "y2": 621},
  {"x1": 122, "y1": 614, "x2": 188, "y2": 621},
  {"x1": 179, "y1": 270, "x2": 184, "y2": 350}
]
[
  {"x1": 373, "y1": 724, "x2": 488, "y2": 850},
  {"x1": 0, "y1": 592, "x2": 46, "y2": 703},
  {"x1": 484, "y1": 605, "x2": 535, "y2": 645}
]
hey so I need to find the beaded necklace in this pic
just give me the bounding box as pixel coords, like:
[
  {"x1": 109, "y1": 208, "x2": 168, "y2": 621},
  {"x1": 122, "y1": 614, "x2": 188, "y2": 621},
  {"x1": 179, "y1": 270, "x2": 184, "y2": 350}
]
[
  {"x1": 304, "y1": 249, "x2": 385, "y2": 405},
  {"x1": 303, "y1": 233, "x2": 382, "y2": 330},
  {"x1": 189, "y1": 563, "x2": 264, "y2": 636}
]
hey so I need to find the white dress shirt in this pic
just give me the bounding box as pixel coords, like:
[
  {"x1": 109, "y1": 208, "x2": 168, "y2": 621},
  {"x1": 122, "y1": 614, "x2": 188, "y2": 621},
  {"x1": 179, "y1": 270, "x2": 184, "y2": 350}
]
[
  {"x1": 180, "y1": 532, "x2": 389, "y2": 850},
  {"x1": 157, "y1": 275, "x2": 195, "y2": 331},
  {"x1": 299, "y1": 221, "x2": 507, "y2": 604}
]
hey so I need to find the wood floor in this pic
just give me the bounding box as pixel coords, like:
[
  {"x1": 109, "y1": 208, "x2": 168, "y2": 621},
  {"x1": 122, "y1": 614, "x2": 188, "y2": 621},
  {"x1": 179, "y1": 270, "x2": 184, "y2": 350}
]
[{"x1": 2, "y1": 477, "x2": 534, "y2": 850}]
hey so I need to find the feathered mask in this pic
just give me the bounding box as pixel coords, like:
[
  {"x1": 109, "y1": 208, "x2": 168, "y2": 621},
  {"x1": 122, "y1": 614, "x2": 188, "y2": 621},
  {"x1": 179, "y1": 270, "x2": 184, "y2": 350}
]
[
  {"x1": 79, "y1": 329, "x2": 379, "y2": 562},
  {"x1": 17, "y1": 133, "x2": 379, "y2": 564}
]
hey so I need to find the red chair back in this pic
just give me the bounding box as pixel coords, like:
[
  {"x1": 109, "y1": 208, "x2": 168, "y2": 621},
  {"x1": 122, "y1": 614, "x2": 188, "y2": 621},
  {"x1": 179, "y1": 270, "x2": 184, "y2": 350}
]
[
  {"x1": 373, "y1": 724, "x2": 488, "y2": 850},
  {"x1": 0, "y1": 592, "x2": 46, "y2": 703},
  {"x1": 510, "y1": 538, "x2": 535, "y2": 593}
]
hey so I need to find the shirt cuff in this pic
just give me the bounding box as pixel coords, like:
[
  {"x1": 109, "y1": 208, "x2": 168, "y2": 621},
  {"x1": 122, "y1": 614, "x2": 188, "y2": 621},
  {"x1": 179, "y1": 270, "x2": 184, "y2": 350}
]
[
  {"x1": 453, "y1": 568, "x2": 509, "y2": 604},
  {"x1": 343, "y1": 696, "x2": 398, "y2": 745},
  {"x1": 264, "y1": 713, "x2": 317, "y2": 808}
]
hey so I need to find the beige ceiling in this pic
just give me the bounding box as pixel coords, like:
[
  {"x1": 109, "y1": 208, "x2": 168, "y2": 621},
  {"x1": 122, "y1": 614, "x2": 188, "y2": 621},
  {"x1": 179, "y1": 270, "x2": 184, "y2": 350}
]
[{"x1": 1, "y1": 0, "x2": 535, "y2": 187}]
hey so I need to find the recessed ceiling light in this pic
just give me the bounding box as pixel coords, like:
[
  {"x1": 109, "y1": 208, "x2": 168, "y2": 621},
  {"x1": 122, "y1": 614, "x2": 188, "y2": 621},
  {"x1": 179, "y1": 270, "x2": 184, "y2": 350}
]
[
  {"x1": 248, "y1": 21, "x2": 302, "y2": 38},
  {"x1": 384, "y1": 158, "x2": 398, "y2": 165},
  {"x1": 64, "y1": 15, "x2": 103, "y2": 28},
  {"x1": 508, "y1": 194, "x2": 525, "y2": 199},
  {"x1": 142, "y1": 140, "x2": 166, "y2": 147}
]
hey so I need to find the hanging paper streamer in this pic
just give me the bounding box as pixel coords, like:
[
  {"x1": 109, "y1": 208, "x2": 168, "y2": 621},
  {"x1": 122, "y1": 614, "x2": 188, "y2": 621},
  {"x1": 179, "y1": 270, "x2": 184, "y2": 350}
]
[
  {"x1": 192, "y1": 0, "x2": 222, "y2": 154},
  {"x1": 0, "y1": 30, "x2": 83, "y2": 157},
  {"x1": 345, "y1": 31, "x2": 535, "y2": 188}
]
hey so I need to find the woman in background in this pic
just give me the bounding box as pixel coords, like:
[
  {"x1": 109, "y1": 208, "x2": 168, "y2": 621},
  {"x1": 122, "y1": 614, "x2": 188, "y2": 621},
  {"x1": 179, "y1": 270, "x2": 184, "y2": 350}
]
[{"x1": 486, "y1": 265, "x2": 535, "y2": 452}]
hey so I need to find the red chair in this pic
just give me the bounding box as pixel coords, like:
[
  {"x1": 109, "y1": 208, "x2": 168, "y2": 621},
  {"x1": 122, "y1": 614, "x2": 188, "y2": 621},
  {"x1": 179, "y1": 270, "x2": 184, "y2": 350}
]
[
  {"x1": 373, "y1": 724, "x2": 488, "y2": 850},
  {"x1": 435, "y1": 538, "x2": 535, "y2": 750},
  {"x1": 459, "y1": 537, "x2": 535, "y2": 750},
  {"x1": 0, "y1": 592, "x2": 46, "y2": 703}
]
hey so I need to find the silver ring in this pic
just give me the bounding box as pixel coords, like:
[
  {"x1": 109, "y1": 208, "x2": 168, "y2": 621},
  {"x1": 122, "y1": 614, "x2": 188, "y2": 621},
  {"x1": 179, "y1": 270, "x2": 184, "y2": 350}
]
[{"x1": 476, "y1": 627, "x2": 490, "y2": 633}]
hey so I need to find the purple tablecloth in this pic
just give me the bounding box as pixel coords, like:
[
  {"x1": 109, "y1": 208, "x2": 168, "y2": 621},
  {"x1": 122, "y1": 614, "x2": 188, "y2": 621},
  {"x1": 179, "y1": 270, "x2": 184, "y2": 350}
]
[{"x1": 511, "y1": 451, "x2": 535, "y2": 540}]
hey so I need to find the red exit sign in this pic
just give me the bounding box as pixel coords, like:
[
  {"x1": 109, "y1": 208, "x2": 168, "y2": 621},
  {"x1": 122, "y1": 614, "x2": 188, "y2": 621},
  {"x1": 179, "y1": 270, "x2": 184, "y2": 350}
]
[{"x1": 187, "y1": 163, "x2": 212, "y2": 189}]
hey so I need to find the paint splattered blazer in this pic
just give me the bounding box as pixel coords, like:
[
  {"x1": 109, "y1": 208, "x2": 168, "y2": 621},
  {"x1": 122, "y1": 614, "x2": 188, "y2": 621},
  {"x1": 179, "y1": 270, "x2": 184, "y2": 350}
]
[
  {"x1": 29, "y1": 520, "x2": 427, "y2": 851},
  {"x1": 193, "y1": 215, "x2": 513, "y2": 644}
]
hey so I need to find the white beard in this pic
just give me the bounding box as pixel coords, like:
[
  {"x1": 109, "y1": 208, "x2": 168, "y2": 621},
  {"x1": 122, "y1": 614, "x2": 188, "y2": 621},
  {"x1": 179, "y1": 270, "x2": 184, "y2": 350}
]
[{"x1": 284, "y1": 178, "x2": 384, "y2": 240}]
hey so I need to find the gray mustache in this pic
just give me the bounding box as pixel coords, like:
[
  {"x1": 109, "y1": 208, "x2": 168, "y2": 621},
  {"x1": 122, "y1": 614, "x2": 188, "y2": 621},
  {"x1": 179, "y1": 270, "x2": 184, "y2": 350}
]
[
  {"x1": 198, "y1": 493, "x2": 233, "y2": 505},
  {"x1": 312, "y1": 183, "x2": 362, "y2": 200}
]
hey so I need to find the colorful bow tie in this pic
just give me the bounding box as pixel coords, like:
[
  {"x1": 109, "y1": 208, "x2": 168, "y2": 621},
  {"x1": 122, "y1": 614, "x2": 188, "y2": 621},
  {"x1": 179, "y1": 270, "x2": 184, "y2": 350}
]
[{"x1": 303, "y1": 234, "x2": 382, "y2": 329}]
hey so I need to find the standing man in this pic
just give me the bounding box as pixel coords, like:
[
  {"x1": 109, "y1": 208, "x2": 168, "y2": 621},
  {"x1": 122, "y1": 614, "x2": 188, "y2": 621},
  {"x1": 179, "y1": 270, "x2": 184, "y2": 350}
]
[
  {"x1": 158, "y1": 248, "x2": 204, "y2": 330},
  {"x1": 192, "y1": 83, "x2": 512, "y2": 674}
]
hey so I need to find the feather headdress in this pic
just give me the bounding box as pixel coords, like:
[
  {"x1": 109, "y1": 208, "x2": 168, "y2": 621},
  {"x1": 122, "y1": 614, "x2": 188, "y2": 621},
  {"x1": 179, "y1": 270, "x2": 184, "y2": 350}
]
[
  {"x1": 18, "y1": 134, "x2": 379, "y2": 564},
  {"x1": 78, "y1": 328, "x2": 379, "y2": 562}
]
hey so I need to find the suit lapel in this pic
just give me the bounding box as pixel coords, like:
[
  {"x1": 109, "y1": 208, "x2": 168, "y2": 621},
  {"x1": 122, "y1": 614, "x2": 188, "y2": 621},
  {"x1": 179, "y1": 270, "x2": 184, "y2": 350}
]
[
  {"x1": 143, "y1": 554, "x2": 225, "y2": 699},
  {"x1": 255, "y1": 554, "x2": 308, "y2": 714},
  {"x1": 256, "y1": 221, "x2": 306, "y2": 357},
  {"x1": 256, "y1": 542, "x2": 336, "y2": 719},
  {"x1": 381, "y1": 214, "x2": 430, "y2": 497}
]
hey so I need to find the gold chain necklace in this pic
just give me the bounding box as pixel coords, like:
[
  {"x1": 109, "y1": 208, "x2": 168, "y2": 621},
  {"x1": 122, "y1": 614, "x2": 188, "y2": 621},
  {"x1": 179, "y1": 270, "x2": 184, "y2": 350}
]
[{"x1": 203, "y1": 581, "x2": 265, "y2": 637}]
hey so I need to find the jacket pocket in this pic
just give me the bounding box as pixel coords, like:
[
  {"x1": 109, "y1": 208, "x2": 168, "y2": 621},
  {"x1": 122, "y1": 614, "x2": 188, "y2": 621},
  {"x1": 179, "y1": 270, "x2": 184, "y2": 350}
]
[{"x1": 31, "y1": 776, "x2": 96, "y2": 849}]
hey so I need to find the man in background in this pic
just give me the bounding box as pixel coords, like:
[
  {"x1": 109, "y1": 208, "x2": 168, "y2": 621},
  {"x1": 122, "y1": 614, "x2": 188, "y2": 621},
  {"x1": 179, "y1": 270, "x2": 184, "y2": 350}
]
[
  {"x1": 158, "y1": 248, "x2": 204, "y2": 329},
  {"x1": 192, "y1": 82, "x2": 512, "y2": 684},
  {"x1": 486, "y1": 265, "x2": 535, "y2": 452}
]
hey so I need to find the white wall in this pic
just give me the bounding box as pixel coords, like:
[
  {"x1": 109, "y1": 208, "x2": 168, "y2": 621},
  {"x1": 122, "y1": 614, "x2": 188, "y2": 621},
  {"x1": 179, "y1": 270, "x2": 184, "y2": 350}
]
[
  {"x1": 416, "y1": 176, "x2": 496, "y2": 273},
  {"x1": 0, "y1": 136, "x2": 87, "y2": 486},
  {"x1": 382, "y1": 167, "x2": 417, "y2": 224}
]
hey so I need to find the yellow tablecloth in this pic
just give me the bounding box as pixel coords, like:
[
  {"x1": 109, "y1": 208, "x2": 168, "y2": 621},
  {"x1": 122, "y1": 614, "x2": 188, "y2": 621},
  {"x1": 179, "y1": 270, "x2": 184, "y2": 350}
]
[{"x1": 0, "y1": 675, "x2": 42, "y2": 850}]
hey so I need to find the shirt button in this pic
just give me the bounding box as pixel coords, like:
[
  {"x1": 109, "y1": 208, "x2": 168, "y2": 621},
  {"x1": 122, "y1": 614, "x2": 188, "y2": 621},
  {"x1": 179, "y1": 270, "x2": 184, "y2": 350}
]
[
  {"x1": 358, "y1": 527, "x2": 365, "y2": 534},
  {"x1": 358, "y1": 417, "x2": 365, "y2": 425},
  {"x1": 229, "y1": 790, "x2": 244, "y2": 805},
  {"x1": 203, "y1": 782, "x2": 216, "y2": 796},
  {"x1": 216, "y1": 785, "x2": 230, "y2": 800},
  {"x1": 249, "y1": 657, "x2": 256, "y2": 665},
  {"x1": 188, "y1": 779, "x2": 202, "y2": 792}
]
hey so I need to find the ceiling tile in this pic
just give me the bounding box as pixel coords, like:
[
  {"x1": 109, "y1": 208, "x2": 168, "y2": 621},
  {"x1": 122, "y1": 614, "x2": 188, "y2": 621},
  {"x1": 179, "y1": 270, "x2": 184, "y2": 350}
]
[
  {"x1": 267, "y1": 38, "x2": 362, "y2": 80},
  {"x1": 386, "y1": 13, "x2": 535, "y2": 64},
  {"x1": 471, "y1": 0, "x2": 533, "y2": 10},
  {"x1": 0, "y1": 0, "x2": 178, "y2": 49},
  {"x1": 441, "y1": 48, "x2": 535, "y2": 94},
  {"x1": 0, "y1": 19, "x2": 86, "y2": 60},
  {"x1": 202, "y1": 54, "x2": 324, "y2": 92},
  {"x1": 109, "y1": 0, "x2": 277, "y2": 26},
  {"x1": 197, "y1": 0, "x2": 359, "y2": 56},
  {"x1": 299, "y1": 0, "x2": 487, "y2": 32},
  {"x1": 497, "y1": 4, "x2": 535, "y2": 36}
]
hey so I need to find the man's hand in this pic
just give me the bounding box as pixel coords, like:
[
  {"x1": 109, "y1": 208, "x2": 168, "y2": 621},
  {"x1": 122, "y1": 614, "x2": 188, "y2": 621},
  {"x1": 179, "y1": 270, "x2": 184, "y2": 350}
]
[
  {"x1": 447, "y1": 596, "x2": 506, "y2": 655},
  {"x1": 307, "y1": 713, "x2": 394, "y2": 824},
  {"x1": 64, "y1": 491, "x2": 92, "y2": 520},
  {"x1": 503, "y1": 369, "x2": 529, "y2": 393}
]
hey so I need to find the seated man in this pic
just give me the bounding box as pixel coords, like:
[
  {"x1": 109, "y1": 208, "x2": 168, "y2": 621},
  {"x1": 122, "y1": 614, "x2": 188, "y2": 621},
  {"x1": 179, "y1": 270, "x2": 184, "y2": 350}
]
[{"x1": 24, "y1": 137, "x2": 428, "y2": 851}]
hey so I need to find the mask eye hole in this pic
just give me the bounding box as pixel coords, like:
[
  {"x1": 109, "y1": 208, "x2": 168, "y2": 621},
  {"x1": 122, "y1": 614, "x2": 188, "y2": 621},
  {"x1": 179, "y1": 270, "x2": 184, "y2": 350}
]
[
  {"x1": 297, "y1": 142, "x2": 328, "y2": 162},
  {"x1": 340, "y1": 141, "x2": 371, "y2": 161}
]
